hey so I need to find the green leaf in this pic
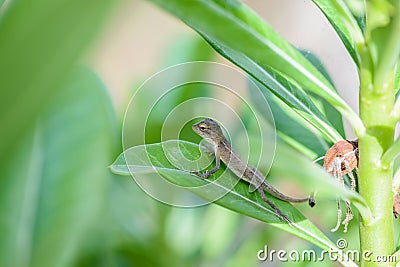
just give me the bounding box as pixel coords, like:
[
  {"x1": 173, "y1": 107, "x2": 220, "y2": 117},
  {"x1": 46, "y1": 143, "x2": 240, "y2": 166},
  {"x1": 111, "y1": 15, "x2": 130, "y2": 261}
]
[
  {"x1": 125, "y1": 37, "x2": 216, "y2": 147},
  {"x1": 252, "y1": 86, "x2": 330, "y2": 159},
  {"x1": 160, "y1": 170, "x2": 357, "y2": 267},
  {"x1": 382, "y1": 135, "x2": 400, "y2": 167},
  {"x1": 356, "y1": 14, "x2": 366, "y2": 36},
  {"x1": 111, "y1": 140, "x2": 372, "y2": 249},
  {"x1": 149, "y1": 0, "x2": 364, "y2": 135},
  {"x1": 392, "y1": 249, "x2": 400, "y2": 266},
  {"x1": 214, "y1": 41, "x2": 343, "y2": 143},
  {"x1": 0, "y1": 0, "x2": 113, "y2": 166},
  {"x1": 0, "y1": 68, "x2": 117, "y2": 267},
  {"x1": 161, "y1": 35, "x2": 216, "y2": 105},
  {"x1": 311, "y1": 0, "x2": 364, "y2": 66},
  {"x1": 352, "y1": 5, "x2": 366, "y2": 35},
  {"x1": 395, "y1": 61, "x2": 400, "y2": 95},
  {"x1": 299, "y1": 50, "x2": 345, "y2": 137},
  {"x1": 162, "y1": 35, "x2": 216, "y2": 66},
  {"x1": 247, "y1": 50, "x2": 344, "y2": 158}
]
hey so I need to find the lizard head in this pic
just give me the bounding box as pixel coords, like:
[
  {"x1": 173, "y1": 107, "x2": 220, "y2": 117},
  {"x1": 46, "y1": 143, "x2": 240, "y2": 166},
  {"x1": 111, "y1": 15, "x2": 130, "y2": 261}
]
[{"x1": 192, "y1": 118, "x2": 224, "y2": 141}]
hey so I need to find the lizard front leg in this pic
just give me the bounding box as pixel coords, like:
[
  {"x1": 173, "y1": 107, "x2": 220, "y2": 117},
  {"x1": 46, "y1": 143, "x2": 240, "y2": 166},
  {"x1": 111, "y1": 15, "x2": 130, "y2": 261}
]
[{"x1": 192, "y1": 149, "x2": 221, "y2": 179}]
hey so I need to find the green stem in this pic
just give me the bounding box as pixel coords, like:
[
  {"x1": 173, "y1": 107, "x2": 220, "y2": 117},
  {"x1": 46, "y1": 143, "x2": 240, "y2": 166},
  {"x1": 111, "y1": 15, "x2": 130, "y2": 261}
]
[
  {"x1": 358, "y1": 45, "x2": 395, "y2": 266},
  {"x1": 373, "y1": 1, "x2": 400, "y2": 90}
]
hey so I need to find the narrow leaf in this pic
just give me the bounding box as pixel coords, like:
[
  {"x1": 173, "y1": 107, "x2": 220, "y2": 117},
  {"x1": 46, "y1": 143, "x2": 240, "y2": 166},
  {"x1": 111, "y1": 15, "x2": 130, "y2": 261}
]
[
  {"x1": 382, "y1": 136, "x2": 400, "y2": 167},
  {"x1": 0, "y1": 68, "x2": 117, "y2": 267},
  {"x1": 149, "y1": 0, "x2": 364, "y2": 135},
  {"x1": 111, "y1": 141, "x2": 361, "y2": 265},
  {"x1": 111, "y1": 140, "x2": 372, "y2": 232},
  {"x1": 214, "y1": 40, "x2": 343, "y2": 143},
  {"x1": 395, "y1": 62, "x2": 400, "y2": 95},
  {"x1": 299, "y1": 49, "x2": 345, "y2": 137},
  {"x1": 0, "y1": 0, "x2": 113, "y2": 166},
  {"x1": 311, "y1": 0, "x2": 364, "y2": 66},
  {"x1": 253, "y1": 86, "x2": 330, "y2": 159}
]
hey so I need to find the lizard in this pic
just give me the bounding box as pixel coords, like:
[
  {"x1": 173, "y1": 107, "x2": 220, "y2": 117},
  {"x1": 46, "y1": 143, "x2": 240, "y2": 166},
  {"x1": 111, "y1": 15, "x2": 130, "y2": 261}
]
[{"x1": 191, "y1": 118, "x2": 315, "y2": 223}]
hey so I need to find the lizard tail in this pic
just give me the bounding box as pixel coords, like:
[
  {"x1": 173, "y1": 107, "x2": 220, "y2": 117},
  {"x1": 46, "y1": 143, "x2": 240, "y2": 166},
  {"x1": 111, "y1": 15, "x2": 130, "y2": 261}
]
[{"x1": 261, "y1": 183, "x2": 315, "y2": 207}]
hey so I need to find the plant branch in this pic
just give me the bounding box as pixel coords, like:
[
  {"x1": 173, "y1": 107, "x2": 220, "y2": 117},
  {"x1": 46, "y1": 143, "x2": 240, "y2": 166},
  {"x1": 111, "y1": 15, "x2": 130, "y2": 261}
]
[
  {"x1": 373, "y1": 1, "x2": 400, "y2": 91},
  {"x1": 358, "y1": 41, "x2": 395, "y2": 267}
]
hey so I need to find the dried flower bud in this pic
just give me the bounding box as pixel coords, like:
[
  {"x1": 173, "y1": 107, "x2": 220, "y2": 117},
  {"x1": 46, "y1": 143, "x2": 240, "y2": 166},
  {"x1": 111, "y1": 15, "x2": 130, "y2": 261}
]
[
  {"x1": 323, "y1": 140, "x2": 358, "y2": 175},
  {"x1": 323, "y1": 139, "x2": 358, "y2": 232}
]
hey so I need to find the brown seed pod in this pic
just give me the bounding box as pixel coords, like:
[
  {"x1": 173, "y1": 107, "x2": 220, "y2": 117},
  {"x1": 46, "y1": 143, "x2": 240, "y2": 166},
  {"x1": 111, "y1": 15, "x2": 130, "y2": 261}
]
[
  {"x1": 323, "y1": 139, "x2": 358, "y2": 232},
  {"x1": 394, "y1": 189, "x2": 400, "y2": 219},
  {"x1": 323, "y1": 139, "x2": 358, "y2": 175}
]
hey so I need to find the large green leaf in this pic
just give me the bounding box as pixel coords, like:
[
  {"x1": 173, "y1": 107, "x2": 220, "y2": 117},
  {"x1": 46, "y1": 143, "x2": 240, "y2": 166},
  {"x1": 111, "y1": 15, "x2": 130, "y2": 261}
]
[
  {"x1": 213, "y1": 41, "x2": 343, "y2": 143},
  {"x1": 111, "y1": 140, "x2": 371, "y2": 261},
  {"x1": 299, "y1": 50, "x2": 345, "y2": 137},
  {"x1": 248, "y1": 50, "x2": 344, "y2": 158},
  {"x1": 149, "y1": 0, "x2": 364, "y2": 135},
  {"x1": 311, "y1": 0, "x2": 364, "y2": 66},
  {"x1": 0, "y1": 68, "x2": 117, "y2": 267},
  {"x1": 253, "y1": 85, "x2": 330, "y2": 159},
  {"x1": 0, "y1": 0, "x2": 113, "y2": 166}
]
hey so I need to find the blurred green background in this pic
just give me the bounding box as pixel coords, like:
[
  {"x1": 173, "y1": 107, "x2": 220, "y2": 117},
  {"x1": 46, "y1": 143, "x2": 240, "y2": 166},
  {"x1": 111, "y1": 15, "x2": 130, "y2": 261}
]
[{"x1": 1, "y1": 0, "x2": 391, "y2": 266}]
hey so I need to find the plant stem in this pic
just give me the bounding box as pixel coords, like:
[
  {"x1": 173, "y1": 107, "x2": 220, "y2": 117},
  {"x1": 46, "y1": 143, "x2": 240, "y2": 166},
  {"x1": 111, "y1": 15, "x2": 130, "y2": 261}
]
[
  {"x1": 372, "y1": 1, "x2": 400, "y2": 91},
  {"x1": 358, "y1": 45, "x2": 395, "y2": 266}
]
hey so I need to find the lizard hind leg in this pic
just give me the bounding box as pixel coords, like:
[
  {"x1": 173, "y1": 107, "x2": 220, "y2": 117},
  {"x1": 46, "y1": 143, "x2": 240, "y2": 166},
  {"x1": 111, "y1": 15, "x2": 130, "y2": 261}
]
[
  {"x1": 248, "y1": 166, "x2": 264, "y2": 193},
  {"x1": 250, "y1": 167, "x2": 315, "y2": 206},
  {"x1": 257, "y1": 187, "x2": 292, "y2": 225}
]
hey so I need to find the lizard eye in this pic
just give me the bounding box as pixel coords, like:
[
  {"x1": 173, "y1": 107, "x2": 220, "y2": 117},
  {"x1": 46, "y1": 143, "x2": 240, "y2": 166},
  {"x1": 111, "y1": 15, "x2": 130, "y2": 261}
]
[{"x1": 199, "y1": 124, "x2": 207, "y2": 131}]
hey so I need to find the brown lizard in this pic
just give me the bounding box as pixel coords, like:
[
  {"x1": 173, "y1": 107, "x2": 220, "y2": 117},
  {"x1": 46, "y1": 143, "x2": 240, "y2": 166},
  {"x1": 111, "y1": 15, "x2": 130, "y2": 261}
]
[{"x1": 191, "y1": 118, "x2": 315, "y2": 223}]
